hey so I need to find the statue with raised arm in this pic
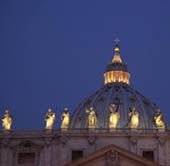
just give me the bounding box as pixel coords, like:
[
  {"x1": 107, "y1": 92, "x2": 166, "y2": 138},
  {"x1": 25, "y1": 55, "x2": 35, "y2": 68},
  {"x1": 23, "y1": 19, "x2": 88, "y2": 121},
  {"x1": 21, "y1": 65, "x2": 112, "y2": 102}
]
[
  {"x1": 61, "y1": 108, "x2": 69, "y2": 129},
  {"x1": 45, "y1": 108, "x2": 55, "y2": 130},
  {"x1": 129, "y1": 107, "x2": 139, "y2": 129},
  {"x1": 109, "y1": 104, "x2": 120, "y2": 129},
  {"x1": 154, "y1": 108, "x2": 165, "y2": 129},
  {"x1": 85, "y1": 107, "x2": 97, "y2": 128},
  {"x1": 2, "y1": 110, "x2": 12, "y2": 130}
]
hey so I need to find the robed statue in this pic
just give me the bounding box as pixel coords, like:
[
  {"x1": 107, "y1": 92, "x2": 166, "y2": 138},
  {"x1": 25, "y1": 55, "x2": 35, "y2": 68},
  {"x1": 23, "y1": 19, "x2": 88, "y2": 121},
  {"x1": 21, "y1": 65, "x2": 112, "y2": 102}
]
[
  {"x1": 85, "y1": 107, "x2": 97, "y2": 128},
  {"x1": 2, "y1": 110, "x2": 12, "y2": 130},
  {"x1": 109, "y1": 104, "x2": 120, "y2": 129},
  {"x1": 45, "y1": 108, "x2": 55, "y2": 130},
  {"x1": 129, "y1": 107, "x2": 139, "y2": 129},
  {"x1": 154, "y1": 108, "x2": 165, "y2": 129},
  {"x1": 61, "y1": 108, "x2": 69, "y2": 129}
]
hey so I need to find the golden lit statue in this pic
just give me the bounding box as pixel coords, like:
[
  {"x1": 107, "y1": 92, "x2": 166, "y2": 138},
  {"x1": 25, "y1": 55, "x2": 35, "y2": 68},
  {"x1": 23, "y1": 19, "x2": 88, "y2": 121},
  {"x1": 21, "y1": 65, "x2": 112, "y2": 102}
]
[
  {"x1": 129, "y1": 107, "x2": 139, "y2": 129},
  {"x1": 2, "y1": 110, "x2": 12, "y2": 130},
  {"x1": 109, "y1": 104, "x2": 120, "y2": 129},
  {"x1": 61, "y1": 108, "x2": 69, "y2": 129},
  {"x1": 45, "y1": 108, "x2": 55, "y2": 130},
  {"x1": 154, "y1": 108, "x2": 165, "y2": 129},
  {"x1": 85, "y1": 107, "x2": 97, "y2": 128}
]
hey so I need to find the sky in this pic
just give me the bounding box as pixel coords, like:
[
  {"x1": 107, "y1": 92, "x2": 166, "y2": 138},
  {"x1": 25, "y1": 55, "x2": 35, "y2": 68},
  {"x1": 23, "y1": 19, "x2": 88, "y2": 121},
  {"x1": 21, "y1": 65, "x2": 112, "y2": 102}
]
[{"x1": 0, "y1": 0, "x2": 170, "y2": 129}]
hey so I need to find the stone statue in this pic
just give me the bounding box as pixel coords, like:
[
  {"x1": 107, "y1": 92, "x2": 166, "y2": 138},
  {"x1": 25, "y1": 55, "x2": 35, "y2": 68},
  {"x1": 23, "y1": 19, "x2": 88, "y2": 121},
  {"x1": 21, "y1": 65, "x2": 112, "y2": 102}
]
[
  {"x1": 109, "y1": 104, "x2": 120, "y2": 129},
  {"x1": 154, "y1": 108, "x2": 165, "y2": 129},
  {"x1": 2, "y1": 110, "x2": 12, "y2": 130},
  {"x1": 129, "y1": 107, "x2": 139, "y2": 129},
  {"x1": 45, "y1": 108, "x2": 55, "y2": 130},
  {"x1": 85, "y1": 107, "x2": 97, "y2": 128},
  {"x1": 61, "y1": 108, "x2": 69, "y2": 129}
]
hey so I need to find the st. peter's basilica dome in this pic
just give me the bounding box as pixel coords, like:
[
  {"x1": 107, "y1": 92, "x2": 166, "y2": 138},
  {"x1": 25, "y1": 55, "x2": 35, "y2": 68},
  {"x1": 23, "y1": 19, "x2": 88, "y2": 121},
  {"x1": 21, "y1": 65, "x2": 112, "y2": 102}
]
[{"x1": 69, "y1": 42, "x2": 168, "y2": 130}]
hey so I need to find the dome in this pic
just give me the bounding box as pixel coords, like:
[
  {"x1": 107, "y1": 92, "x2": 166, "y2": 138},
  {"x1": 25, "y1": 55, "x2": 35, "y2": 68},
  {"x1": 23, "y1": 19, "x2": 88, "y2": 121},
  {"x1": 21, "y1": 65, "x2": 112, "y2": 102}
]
[
  {"x1": 69, "y1": 42, "x2": 167, "y2": 130},
  {"x1": 69, "y1": 83, "x2": 159, "y2": 129}
]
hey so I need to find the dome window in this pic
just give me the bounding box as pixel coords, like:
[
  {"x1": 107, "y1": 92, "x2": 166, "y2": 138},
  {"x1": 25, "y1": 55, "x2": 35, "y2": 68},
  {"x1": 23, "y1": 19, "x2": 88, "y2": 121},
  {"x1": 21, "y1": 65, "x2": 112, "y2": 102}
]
[
  {"x1": 78, "y1": 116, "x2": 82, "y2": 120},
  {"x1": 144, "y1": 98, "x2": 150, "y2": 105},
  {"x1": 85, "y1": 99, "x2": 91, "y2": 105},
  {"x1": 130, "y1": 96, "x2": 136, "y2": 102},
  {"x1": 98, "y1": 96, "x2": 104, "y2": 101}
]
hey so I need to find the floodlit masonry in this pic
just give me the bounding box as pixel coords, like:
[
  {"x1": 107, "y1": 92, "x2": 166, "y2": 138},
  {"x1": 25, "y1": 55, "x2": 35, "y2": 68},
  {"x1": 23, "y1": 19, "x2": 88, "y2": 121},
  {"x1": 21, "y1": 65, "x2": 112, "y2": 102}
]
[{"x1": 0, "y1": 40, "x2": 169, "y2": 166}]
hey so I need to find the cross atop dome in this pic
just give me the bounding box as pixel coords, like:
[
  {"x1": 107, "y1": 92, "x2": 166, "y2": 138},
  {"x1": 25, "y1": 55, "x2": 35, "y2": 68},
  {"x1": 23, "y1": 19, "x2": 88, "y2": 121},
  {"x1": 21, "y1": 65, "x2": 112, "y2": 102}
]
[
  {"x1": 112, "y1": 38, "x2": 122, "y2": 63},
  {"x1": 114, "y1": 38, "x2": 120, "y2": 44}
]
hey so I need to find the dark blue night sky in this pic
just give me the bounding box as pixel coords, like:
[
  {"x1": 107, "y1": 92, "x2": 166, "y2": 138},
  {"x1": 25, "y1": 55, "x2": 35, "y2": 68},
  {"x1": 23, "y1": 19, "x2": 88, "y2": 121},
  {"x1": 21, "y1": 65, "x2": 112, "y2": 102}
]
[{"x1": 0, "y1": 0, "x2": 170, "y2": 129}]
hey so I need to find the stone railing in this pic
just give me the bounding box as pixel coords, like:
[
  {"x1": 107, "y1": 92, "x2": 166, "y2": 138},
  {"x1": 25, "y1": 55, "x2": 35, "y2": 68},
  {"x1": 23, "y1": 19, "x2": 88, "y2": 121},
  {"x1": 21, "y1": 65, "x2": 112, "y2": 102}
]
[
  {"x1": 18, "y1": 165, "x2": 34, "y2": 166},
  {"x1": 0, "y1": 128, "x2": 169, "y2": 136}
]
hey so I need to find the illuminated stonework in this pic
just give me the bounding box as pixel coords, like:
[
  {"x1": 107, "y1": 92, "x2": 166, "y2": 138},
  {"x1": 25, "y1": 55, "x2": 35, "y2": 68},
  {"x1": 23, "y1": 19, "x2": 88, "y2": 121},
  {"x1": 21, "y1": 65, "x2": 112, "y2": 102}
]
[
  {"x1": 61, "y1": 108, "x2": 70, "y2": 129},
  {"x1": 129, "y1": 107, "x2": 139, "y2": 129},
  {"x1": 109, "y1": 104, "x2": 120, "y2": 129},
  {"x1": 44, "y1": 108, "x2": 55, "y2": 130},
  {"x1": 104, "y1": 71, "x2": 130, "y2": 85},
  {"x1": 104, "y1": 41, "x2": 130, "y2": 85},
  {"x1": 2, "y1": 110, "x2": 12, "y2": 130},
  {"x1": 0, "y1": 40, "x2": 169, "y2": 166},
  {"x1": 154, "y1": 108, "x2": 165, "y2": 130},
  {"x1": 112, "y1": 52, "x2": 122, "y2": 63},
  {"x1": 85, "y1": 107, "x2": 97, "y2": 129}
]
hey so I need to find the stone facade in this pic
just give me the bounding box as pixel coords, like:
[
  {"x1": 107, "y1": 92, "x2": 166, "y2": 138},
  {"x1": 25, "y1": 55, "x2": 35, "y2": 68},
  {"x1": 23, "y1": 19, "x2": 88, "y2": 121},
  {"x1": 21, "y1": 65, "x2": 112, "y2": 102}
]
[
  {"x1": 0, "y1": 43, "x2": 167, "y2": 166},
  {"x1": 0, "y1": 129, "x2": 169, "y2": 166}
]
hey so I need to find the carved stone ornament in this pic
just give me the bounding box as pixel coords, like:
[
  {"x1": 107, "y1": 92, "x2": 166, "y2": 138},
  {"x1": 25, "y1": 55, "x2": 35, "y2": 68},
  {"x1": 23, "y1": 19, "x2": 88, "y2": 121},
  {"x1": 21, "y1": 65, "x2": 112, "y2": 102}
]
[
  {"x1": 154, "y1": 108, "x2": 165, "y2": 130},
  {"x1": 158, "y1": 136, "x2": 167, "y2": 146},
  {"x1": 105, "y1": 150, "x2": 121, "y2": 166},
  {"x1": 109, "y1": 104, "x2": 120, "y2": 129},
  {"x1": 130, "y1": 137, "x2": 138, "y2": 145},
  {"x1": 87, "y1": 136, "x2": 96, "y2": 145},
  {"x1": 60, "y1": 136, "x2": 67, "y2": 145},
  {"x1": 12, "y1": 141, "x2": 43, "y2": 166},
  {"x1": 44, "y1": 108, "x2": 55, "y2": 130},
  {"x1": 85, "y1": 107, "x2": 97, "y2": 129},
  {"x1": 12, "y1": 141, "x2": 43, "y2": 152},
  {"x1": 1, "y1": 138, "x2": 10, "y2": 148},
  {"x1": 44, "y1": 137, "x2": 53, "y2": 146},
  {"x1": 128, "y1": 107, "x2": 139, "y2": 129},
  {"x1": 2, "y1": 110, "x2": 13, "y2": 130},
  {"x1": 61, "y1": 108, "x2": 69, "y2": 129}
]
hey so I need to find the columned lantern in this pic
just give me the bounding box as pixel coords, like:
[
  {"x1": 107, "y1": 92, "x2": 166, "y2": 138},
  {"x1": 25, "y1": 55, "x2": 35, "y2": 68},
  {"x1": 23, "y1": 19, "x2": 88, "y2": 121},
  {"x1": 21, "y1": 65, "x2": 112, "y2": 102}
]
[{"x1": 104, "y1": 40, "x2": 130, "y2": 85}]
